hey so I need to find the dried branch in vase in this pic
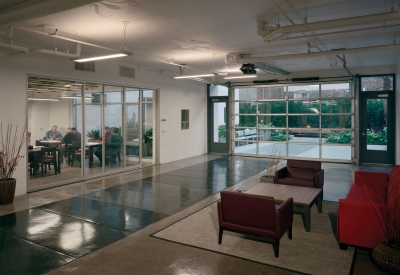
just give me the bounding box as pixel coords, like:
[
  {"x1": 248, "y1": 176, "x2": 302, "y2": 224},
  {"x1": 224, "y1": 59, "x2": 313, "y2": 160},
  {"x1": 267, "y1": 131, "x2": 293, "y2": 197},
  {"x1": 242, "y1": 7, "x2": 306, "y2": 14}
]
[
  {"x1": 263, "y1": 147, "x2": 282, "y2": 178},
  {"x1": 0, "y1": 122, "x2": 28, "y2": 181}
]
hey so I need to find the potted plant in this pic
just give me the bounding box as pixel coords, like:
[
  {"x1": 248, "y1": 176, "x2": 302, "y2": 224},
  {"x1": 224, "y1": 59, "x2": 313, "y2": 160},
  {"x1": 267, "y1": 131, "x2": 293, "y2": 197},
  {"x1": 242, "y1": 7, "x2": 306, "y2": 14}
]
[
  {"x1": 260, "y1": 147, "x2": 282, "y2": 183},
  {"x1": 218, "y1": 124, "x2": 226, "y2": 143},
  {"x1": 0, "y1": 122, "x2": 28, "y2": 204},
  {"x1": 86, "y1": 129, "x2": 100, "y2": 141}
]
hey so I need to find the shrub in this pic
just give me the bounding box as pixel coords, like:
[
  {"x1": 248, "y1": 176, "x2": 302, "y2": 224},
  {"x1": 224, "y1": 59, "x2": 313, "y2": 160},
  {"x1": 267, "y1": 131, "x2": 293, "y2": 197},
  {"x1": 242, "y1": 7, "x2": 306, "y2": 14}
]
[
  {"x1": 325, "y1": 131, "x2": 351, "y2": 144},
  {"x1": 271, "y1": 131, "x2": 291, "y2": 141}
]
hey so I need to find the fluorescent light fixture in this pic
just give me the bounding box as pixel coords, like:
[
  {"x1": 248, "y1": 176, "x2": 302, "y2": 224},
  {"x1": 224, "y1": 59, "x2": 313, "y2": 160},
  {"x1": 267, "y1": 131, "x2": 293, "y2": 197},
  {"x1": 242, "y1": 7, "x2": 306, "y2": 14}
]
[
  {"x1": 72, "y1": 51, "x2": 132, "y2": 62},
  {"x1": 174, "y1": 73, "x2": 217, "y2": 79},
  {"x1": 28, "y1": 98, "x2": 61, "y2": 101},
  {"x1": 60, "y1": 96, "x2": 94, "y2": 99},
  {"x1": 224, "y1": 75, "x2": 258, "y2": 80}
]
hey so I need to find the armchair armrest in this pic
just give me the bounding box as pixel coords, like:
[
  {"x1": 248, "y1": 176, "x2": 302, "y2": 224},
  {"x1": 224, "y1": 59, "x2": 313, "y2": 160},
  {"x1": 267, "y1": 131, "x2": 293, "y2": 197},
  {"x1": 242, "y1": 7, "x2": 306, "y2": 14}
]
[
  {"x1": 275, "y1": 197, "x2": 293, "y2": 236},
  {"x1": 314, "y1": 169, "x2": 324, "y2": 189},
  {"x1": 275, "y1": 166, "x2": 288, "y2": 180}
]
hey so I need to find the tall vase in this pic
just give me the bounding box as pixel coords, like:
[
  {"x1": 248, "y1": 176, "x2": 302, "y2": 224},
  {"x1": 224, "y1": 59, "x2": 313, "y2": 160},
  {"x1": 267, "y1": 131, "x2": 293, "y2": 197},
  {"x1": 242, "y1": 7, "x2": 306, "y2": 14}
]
[
  {"x1": 0, "y1": 178, "x2": 16, "y2": 204},
  {"x1": 371, "y1": 241, "x2": 400, "y2": 274}
]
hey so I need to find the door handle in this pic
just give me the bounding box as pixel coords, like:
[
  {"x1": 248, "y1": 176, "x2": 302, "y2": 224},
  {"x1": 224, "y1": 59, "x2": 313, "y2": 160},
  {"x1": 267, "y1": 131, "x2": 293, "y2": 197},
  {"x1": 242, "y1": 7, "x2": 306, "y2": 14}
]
[{"x1": 361, "y1": 133, "x2": 366, "y2": 136}]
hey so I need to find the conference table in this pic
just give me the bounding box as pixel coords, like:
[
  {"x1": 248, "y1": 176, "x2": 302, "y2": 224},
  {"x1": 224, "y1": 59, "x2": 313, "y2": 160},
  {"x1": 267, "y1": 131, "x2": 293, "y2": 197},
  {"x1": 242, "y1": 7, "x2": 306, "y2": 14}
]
[{"x1": 86, "y1": 142, "x2": 102, "y2": 168}]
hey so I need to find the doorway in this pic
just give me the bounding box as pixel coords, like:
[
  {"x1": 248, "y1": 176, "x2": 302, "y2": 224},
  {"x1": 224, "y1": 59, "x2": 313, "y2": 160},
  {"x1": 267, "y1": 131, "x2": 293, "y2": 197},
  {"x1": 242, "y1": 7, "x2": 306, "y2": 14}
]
[
  {"x1": 208, "y1": 97, "x2": 229, "y2": 154},
  {"x1": 359, "y1": 75, "x2": 395, "y2": 165}
]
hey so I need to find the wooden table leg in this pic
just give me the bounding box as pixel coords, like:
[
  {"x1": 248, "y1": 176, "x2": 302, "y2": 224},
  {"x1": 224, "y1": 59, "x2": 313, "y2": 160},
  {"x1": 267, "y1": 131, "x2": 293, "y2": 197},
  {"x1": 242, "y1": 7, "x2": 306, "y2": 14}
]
[
  {"x1": 317, "y1": 193, "x2": 323, "y2": 213},
  {"x1": 57, "y1": 149, "x2": 61, "y2": 173},
  {"x1": 305, "y1": 206, "x2": 311, "y2": 232},
  {"x1": 89, "y1": 146, "x2": 93, "y2": 168}
]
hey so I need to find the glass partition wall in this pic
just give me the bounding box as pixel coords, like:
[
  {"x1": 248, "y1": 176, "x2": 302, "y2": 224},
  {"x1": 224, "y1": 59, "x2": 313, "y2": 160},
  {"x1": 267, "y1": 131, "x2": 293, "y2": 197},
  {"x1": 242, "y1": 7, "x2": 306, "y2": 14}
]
[
  {"x1": 232, "y1": 83, "x2": 354, "y2": 162},
  {"x1": 27, "y1": 76, "x2": 156, "y2": 191}
]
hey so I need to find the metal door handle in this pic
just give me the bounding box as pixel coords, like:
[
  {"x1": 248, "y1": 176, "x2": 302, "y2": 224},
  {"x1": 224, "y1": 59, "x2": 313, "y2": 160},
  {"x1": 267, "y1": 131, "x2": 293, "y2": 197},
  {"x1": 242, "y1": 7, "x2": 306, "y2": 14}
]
[{"x1": 362, "y1": 133, "x2": 366, "y2": 136}]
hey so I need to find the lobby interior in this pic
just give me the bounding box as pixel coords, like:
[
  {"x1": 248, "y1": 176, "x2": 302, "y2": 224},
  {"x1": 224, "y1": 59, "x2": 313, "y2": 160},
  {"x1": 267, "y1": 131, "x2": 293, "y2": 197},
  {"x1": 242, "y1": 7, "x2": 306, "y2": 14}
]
[{"x1": 0, "y1": 0, "x2": 400, "y2": 274}]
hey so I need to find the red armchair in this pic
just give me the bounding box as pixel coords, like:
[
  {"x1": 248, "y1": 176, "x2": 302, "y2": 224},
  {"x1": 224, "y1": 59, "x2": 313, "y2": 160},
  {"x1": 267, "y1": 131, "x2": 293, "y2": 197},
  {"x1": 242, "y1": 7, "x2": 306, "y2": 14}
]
[
  {"x1": 217, "y1": 191, "x2": 293, "y2": 257},
  {"x1": 275, "y1": 159, "x2": 324, "y2": 190}
]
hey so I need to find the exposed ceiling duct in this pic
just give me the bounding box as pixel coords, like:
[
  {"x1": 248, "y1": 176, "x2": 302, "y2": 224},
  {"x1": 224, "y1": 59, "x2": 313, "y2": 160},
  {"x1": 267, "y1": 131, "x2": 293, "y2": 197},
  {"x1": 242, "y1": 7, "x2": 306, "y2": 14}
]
[
  {"x1": 30, "y1": 43, "x2": 81, "y2": 58},
  {"x1": 258, "y1": 2, "x2": 400, "y2": 42},
  {"x1": 226, "y1": 43, "x2": 400, "y2": 64},
  {"x1": 0, "y1": 41, "x2": 30, "y2": 53},
  {"x1": 0, "y1": 0, "x2": 99, "y2": 27}
]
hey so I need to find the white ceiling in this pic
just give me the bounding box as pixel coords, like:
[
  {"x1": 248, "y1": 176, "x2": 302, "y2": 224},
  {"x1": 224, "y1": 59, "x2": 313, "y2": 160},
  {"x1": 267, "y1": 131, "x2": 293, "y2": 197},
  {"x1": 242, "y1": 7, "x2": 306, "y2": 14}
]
[{"x1": 1, "y1": 0, "x2": 399, "y2": 79}]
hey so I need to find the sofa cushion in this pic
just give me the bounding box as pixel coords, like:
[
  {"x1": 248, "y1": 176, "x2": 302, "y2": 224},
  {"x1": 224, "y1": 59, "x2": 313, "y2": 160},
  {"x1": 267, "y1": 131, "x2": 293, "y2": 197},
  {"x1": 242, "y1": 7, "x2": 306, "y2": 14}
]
[
  {"x1": 276, "y1": 177, "x2": 315, "y2": 188},
  {"x1": 345, "y1": 182, "x2": 386, "y2": 203},
  {"x1": 287, "y1": 167, "x2": 315, "y2": 180},
  {"x1": 387, "y1": 165, "x2": 400, "y2": 206}
]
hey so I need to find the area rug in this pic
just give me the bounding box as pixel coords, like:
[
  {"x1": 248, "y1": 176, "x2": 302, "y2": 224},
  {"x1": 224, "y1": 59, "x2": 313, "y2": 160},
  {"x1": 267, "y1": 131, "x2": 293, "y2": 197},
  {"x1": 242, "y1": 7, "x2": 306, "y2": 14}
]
[{"x1": 152, "y1": 201, "x2": 354, "y2": 275}]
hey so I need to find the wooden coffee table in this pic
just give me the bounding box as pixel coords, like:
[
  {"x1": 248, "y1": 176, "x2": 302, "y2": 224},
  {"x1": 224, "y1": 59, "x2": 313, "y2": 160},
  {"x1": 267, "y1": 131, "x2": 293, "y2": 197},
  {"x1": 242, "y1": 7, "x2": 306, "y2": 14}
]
[{"x1": 246, "y1": 183, "x2": 322, "y2": 232}]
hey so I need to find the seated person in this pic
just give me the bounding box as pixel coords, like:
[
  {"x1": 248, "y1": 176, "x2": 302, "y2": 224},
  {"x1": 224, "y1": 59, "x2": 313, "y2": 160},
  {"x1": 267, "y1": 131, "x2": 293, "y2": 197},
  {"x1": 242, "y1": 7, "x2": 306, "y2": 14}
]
[
  {"x1": 98, "y1": 126, "x2": 111, "y2": 143},
  {"x1": 62, "y1": 127, "x2": 81, "y2": 144},
  {"x1": 94, "y1": 127, "x2": 122, "y2": 166},
  {"x1": 45, "y1": 125, "x2": 63, "y2": 141},
  {"x1": 62, "y1": 127, "x2": 81, "y2": 159}
]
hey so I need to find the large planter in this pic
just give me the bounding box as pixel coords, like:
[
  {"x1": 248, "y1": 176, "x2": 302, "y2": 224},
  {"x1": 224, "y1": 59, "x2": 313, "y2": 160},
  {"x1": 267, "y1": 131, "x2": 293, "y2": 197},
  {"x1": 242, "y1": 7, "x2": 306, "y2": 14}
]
[
  {"x1": 371, "y1": 241, "x2": 400, "y2": 274},
  {"x1": 0, "y1": 178, "x2": 16, "y2": 204}
]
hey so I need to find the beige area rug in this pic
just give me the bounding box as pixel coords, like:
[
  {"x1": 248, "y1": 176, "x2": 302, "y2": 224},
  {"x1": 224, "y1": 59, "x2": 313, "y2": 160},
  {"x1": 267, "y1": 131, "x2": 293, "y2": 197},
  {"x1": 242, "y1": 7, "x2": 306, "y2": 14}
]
[{"x1": 153, "y1": 201, "x2": 354, "y2": 275}]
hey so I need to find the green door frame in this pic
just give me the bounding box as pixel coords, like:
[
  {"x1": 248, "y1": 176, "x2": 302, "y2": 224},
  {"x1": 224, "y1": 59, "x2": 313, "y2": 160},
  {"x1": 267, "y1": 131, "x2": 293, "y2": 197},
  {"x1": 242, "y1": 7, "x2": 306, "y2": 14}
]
[
  {"x1": 358, "y1": 74, "x2": 395, "y2": 165},
  {"x1": 207, "y1": 84, "x2": 230, "y2": 154}
]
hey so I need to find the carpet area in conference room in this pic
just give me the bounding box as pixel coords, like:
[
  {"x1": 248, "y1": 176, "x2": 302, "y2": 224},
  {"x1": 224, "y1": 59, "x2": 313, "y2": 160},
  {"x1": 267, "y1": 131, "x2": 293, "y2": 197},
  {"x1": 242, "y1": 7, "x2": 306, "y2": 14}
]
[{"x1": 152, "y1": 200, "x2": 354, "y2": 275}]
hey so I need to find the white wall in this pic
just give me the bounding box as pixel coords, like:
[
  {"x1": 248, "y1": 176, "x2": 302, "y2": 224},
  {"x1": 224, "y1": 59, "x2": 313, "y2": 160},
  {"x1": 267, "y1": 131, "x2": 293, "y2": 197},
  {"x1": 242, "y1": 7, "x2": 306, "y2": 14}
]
[{"x1": 0, "y1": 52, "x2": 207, "y2": 196}]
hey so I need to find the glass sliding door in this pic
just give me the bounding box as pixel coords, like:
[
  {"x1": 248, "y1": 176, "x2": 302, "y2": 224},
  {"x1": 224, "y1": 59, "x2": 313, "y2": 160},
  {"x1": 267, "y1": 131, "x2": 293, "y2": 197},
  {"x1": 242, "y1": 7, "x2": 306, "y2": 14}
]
[
  {"x1": 27, "y1": 77, "x2": 84, "y2": 190},
  {"x1": 125, "y1": 88, "x2": 140, "y2": 167},
  {"x1": 27, "y1": 76, "x2": 158, "y2": 192},
  {"x1": 142, "y1": 90, "x2": 154, "y2": 163},
  {"x1": 84, "y1": 83, "x2": 103, "y2": 174},
  {"x1": 104, "y1": 86, "x2": 123, "y2": 172}
]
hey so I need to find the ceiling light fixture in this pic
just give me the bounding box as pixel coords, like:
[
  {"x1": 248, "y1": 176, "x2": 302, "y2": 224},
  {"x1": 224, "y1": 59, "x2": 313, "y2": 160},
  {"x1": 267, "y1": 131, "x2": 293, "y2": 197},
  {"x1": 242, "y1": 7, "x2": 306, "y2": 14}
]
[
  {"x1": 28, "y1": 98, "x2": 61, "y2": 101},
  {"x1": 224, "y1": 75, "x2": 258, "y2": 80},
  {"x1": 174, "y1": 73, "x2": 218, "y2": 79},
  {"x1": 60, "y1": 96, "x2": 94, "y2": 99},
  {"x1": 72, "y1": 22, "x2": 132, "y2": 62},
  {"x1": 72, "y1": 51, "x2": 132, "y2": 62}
]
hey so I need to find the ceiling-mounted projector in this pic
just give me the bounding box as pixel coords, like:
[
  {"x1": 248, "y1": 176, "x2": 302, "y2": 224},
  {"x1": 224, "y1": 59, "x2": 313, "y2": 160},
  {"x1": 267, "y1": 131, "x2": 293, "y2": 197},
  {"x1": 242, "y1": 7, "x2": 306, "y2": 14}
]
[{"x1": 240, "y1": 63, "x2": 256, "y2": 74}]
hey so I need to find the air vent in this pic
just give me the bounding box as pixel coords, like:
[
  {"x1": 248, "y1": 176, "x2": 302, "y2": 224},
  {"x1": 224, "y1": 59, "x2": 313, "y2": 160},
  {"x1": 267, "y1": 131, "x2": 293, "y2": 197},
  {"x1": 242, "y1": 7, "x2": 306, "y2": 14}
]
[
  {"x1": 292, "y1": 77, "x2": 319, "y2": 82},
  {"x1": 74, "y1": 61, "x2": 95, "y2": 72},
  {"x1": 119, "y1": 66, "x2": 135, "y2": 78}
]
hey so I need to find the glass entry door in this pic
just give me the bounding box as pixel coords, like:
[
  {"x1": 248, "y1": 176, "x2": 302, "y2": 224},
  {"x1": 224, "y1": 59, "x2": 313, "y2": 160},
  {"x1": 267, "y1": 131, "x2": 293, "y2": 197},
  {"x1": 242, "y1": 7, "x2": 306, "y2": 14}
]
[
  {"x1": 208, "y1": 97, "x2": 229, "y2": 153},
  {"x1": 359, "y1": 82, "x2": 395, "y2": 164}
]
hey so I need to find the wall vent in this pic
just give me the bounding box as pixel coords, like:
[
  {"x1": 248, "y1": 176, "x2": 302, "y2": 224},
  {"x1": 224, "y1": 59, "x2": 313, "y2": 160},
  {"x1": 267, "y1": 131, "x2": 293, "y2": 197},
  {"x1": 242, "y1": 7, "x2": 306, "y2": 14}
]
[
  {"x1": 119, "y1": 66, "x2": 135, "y2": 78},
  {"x1": 74, "y1": 61, "x2": 95, "y2": 72}
]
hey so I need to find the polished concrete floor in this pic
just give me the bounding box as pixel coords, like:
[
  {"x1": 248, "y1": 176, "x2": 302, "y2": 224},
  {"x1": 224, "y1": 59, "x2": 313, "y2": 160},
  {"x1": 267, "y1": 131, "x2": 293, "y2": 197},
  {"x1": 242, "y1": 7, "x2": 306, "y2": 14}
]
[{"x1": 0, "y1": 154, "x2": 392, "y2": 275}]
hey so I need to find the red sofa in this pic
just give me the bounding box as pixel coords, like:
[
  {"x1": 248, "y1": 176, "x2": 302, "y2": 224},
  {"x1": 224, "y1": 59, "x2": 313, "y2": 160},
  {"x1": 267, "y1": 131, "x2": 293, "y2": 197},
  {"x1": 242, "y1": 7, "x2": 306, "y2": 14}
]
[{"x1": 337, "y1": 165, "x2": 400, "y2": 249}]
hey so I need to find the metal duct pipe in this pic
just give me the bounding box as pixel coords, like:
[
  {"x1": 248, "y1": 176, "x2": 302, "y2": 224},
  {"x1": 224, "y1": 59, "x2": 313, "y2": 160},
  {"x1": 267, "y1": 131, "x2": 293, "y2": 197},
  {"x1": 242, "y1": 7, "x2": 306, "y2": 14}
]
[
  {"x1": 268, "y1": 3, "x2": 400, "y2": 38},
  {"x1": 0, "y1": 41, "x2": 30, "y2": 53},
  {"x1": 226, "y1": 44, "x2": 400, "y2": 64},
  {"x1": 0, "y1": 0, "x2": 99, "y2": 27},
  {"x1": 30, "y1": 43, "x2": 81, "y2": 58}
]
